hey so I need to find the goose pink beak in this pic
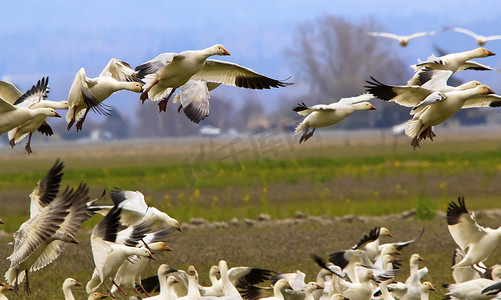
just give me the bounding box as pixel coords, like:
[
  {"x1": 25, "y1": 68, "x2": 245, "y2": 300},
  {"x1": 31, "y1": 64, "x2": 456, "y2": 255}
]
[
  {"x1": 54, "y1": 112, "x2": 62, "y2": 118},
  {"x1": 488, "y1": 88, "x2": 495, "y2": 94},
  {"x1": 370, "y1": 105, "x2": 377, "y2": 110},
  {"x1": 222, "y1": 48, "x2": 231, "y2": 55},
  {"x1": 487, "y1": 50, "x2": 496, "y2": 56}
]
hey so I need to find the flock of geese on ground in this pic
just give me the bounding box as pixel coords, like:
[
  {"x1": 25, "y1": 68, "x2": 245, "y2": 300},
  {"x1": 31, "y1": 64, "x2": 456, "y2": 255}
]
[
  {"x1": 2, "y1": 160, "x2": 501, "y2": 300},
  {"x1": 0, "y1": 27, "x2": 500, "y2": 153}
]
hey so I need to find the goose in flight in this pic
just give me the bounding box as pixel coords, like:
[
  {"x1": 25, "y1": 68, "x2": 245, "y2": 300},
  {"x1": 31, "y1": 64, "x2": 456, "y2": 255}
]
[
  {"x1": 66, "y1": 58, "x2": 143, "y2": 131},
  {"x1": 135, "y1": 44, "x2": 292, "y2": 114},
  {"x1": 293, "y1": 94, "x2": 376, "y2": 144},
  {"x1": 449, "y1": 27, "x2": 501, "y2": 46},
  {"x1": 367, "y1": 30, "x2": 439, "y2": 47}
]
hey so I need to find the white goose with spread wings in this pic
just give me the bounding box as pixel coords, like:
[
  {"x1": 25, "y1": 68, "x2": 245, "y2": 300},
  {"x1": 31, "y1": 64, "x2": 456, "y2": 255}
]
[
  {"x1": 447, "y1": 196, "x2": 501, "y2": 269},
  {"x1": 293, "y1": 94, "x2": 376, "y2": 144},
  {"x1": 5, "y1": 170, "x2": 89, "y2": 294},
  {"x1": 7, "y1": 77, "x2": 65, "y2": 154},
  {"x1": 367, "y1": 30, "x2": 439, "y2": 47},
  {"x1": 450, "y1": 27, "x2": 501, "y2": 46},
  {"x1": 66, "y1": 58, "x2": 142, "y2": 131},
  {"x1": 136, "y1": 44, "x2": 292, "y2": 116}
]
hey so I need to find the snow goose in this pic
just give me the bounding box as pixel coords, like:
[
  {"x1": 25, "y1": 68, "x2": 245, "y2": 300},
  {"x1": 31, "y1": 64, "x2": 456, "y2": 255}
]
[
  {"x1": 136, "y1": 44, "x2": 292, "y2": 113},
  {"x1": 66, "y1": 58, "x2": 143, "y2": 131},
  {"x1": 444, "y1": 267, "x2": 501, "y2": 300},
  {"x1": 302, "y1": 282, "x2": 323, "y2": 300},
  {"x1": 335, "y1": 267, "x2": 377, "y2": 300},
  {"x1": 407, "y1": 254, "x2": 427, "y2": 282},
  {"x1": 368, "y1": 81, "x2": 499, "y2": 149},
  {"x1": 86, "y1": 206, "x2": 155, "y2": 296},
  {"x1": 177, "y1": 265, "x2": 202, "y2": 300},
  {"x1": 367, "y1": 30, "x2": 439, "y2": 47},
  {"x1": 142, "y1": 265, "x2": 180, "y2": 300},
  {"x1": 111, "y1": 241, "x2": 172, "y2": 296},
  {"x1": 5, "y1": 183, "x2": 88, "y2": 294},
  {"x1": 447, "y1": 196, "x2": 501, "y2": 269},
  {"x1": 0, "y1": 96, "x2": 61, "y2": 135},
  {"x1": 352, "y1": 227, "x2": 392, "y2": 261},
  {"x1": 292, "y1": 94, "x2": 376, "y2": 144},
  {"x1": 93, "y1": 188, "x2": 182, "y2": 232},
  {"x1": 62, "y1": 278, "x2": 82, "y2": 300},
  {"x1": 0, "y1": 282, "x2": 14, "y2": 300},
  {"x1": 6, "y1": 77, "x2": 63, "y2": 154},
  {"x1": 407, "y1": 47, "x2": 495, "y2": 85},
  {"x1": 365, "y1": 75, "x2": 482, "y2": 109},
  {"x1": 260, "y1": 279, "x2": 291, "y2": 300},
  {"x1": 449, "y1": 27, "x2": 501, "y2": 46},
  {"x1": 199, "y1": 265, "x2": 223, "y2": 297}
]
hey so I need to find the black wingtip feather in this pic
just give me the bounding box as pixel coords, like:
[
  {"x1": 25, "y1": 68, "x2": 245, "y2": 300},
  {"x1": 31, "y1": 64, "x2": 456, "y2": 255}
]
[
  {"x1": 328, "y1": 251, "x2": 350, "y2": 270},
  {"x1": 292, "y1": 102, "x2": 309, "y2": 112},
  {"x1": 364, "y1": 76, "x2": 398, "y2": 101},
  {"x1": 446, "y1": 196, "x2": 468, "y2": 226},
  {"x1": 352, "y1": 227, "x2": 381, "y2": 250}
]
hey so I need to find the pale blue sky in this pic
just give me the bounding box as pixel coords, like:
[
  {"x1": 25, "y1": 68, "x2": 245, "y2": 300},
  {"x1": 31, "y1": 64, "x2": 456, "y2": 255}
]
[{"x1": 1, "y1": 0, "x2": 501, "y2": 121}]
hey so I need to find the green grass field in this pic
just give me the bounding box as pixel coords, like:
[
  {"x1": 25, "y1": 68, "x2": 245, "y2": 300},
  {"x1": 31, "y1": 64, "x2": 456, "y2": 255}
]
[{"x1": 0, "y1": 133, "x2": 501, "y2": 299}]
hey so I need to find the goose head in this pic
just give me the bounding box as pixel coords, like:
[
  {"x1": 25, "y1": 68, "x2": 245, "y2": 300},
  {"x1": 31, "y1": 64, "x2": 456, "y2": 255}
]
[
  {"x1": 0, "y1": 282, "x2": 14, "y2": 293},
  {"x1": 379, "y1": 227, "x2": 392, "y2": 237},
  {"x1": 354, "y1": 102, "x2": 377, "y2": 111},
  {"x1": 137, "y1": 247, "x2": 155, "y2": 259},
  {"x1": 456, "y1": 80, "x2": 482, "y2": 91},
  {"x1": 210, "y1": 265, "x2": 221, "y2": 277},
  {"x1": 56, "y1": 232, "x2": 79, "y2": 244},
  {"x1": 125, "y1": 82, "x2": 143, "y2": 93},
  {"x1": 151, "y1": 241, "x2": 173, "y2": 252},
  {"x1": 158, "y1": 264, "x2": 177, "y2": 277},
  {"x1": 41, "y1": 108, "x2": 62, "y2": 118},
  {"x1": 63, "y1": 278, "x2": 82, "y2": 288},
  {"x1": 188, "y1": 265, "x2": 197, "y2": 276},
  {"x1": 167, "y1": 275, "x2": 179, "y2": 286},
  {"x1": 476, "y1": 84, "x2": 495, "y2": 95},
  {"x1": 410, "y1": 254, "x2": 424, "y2": 265},
  {"x1": 209, "y1": 44, "x2": 230, "y2": 56},
  {"x1": 305, "y1": 282, "x2": 323, "y2": 293},
  {"x1": 88, "y1": 292, "x2": 108, "y2": 300},
  {"x1": 422, "y1": 282, "x2": 436, "y2": 292},
  {"x1": 475, "y1": 47, "x2": 496, "y2": 57}
]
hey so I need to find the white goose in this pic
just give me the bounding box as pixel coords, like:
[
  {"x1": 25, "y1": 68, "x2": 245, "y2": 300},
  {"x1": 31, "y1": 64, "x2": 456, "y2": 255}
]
[
  {"x1": 365, "y1": 74, "x2": 483, "y2": 109},
  {"x1": 293, "y1": 94, "x2": 376, "y2": 144},
  {"x1": 177, "y1": 265, "x2": 201, "y2": 300},
  {"x1": 0, "y1": 96, "x2": 60, "y2": 135},
  {"x1": 5, "y1": 184, "x2": 86, "y2": 294},
  {"x1": 62, "y1": 278, "x2": 82, "y2": 300},
  {"x1": 444, "y1": 267, "x2": 501, "y2": 300},
  {"x1": 200, "y1": 266, "x2": 223, "y2": 297},
  {"x1": 143, "y1": 265, "x2": 179, "y2": 300},
  {"x1": 0, "y1": 282, "x2": 14, "y2": 300},
  {"x1": 260, "y1": 279, "x2": 291, "y2": 300},
  {"x1": 447, "y1": 196, "x2": 501, "y2": 269},
  {"x1": 136, "y1": 44, "x2": 291, "y2": 113},
  {"x1": 335, "y1": 267, "x2": 377, "y2": 300},
  {"x1": 93, "y1": 188, "x2": 182, "y2": 232},
  {"x1": 7, "y1": 77, "x2": 64, "y2": 154},
  {"x1": 111, "y1": 241, "x2": 172, "y2": 296},
  {"x1": 66, "y1": 58, "x2": 143, "y2": 131},
  {"x1": 352, "y1": 226, "x2": 393, "y2": 261},
  {"x1": 450, "y1": 27, "x2": 501, "y2": 46},
  {"x1": 367, "y1": 30, "x2": 438, "y2": 47},
  {"x1": 408, "y1": 47, "x2": 495, "y2": 85},
  {"x1": 86, "y1": 206, "x2": 155, "y2": 296}
]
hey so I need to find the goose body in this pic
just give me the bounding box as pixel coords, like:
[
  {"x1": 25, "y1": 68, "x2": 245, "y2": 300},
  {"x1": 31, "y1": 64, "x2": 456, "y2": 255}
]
[
  {"x1": 66, "y1": 59, "x2": 142, "y2": 131},
  {"x1": 447, "y1": 197, "x2": 501, "y2": 269},
  {"x1": 86, "y1": 206, "x2": 154, "y2": 295},
  {"x1": 408, "y1": 47, "x2": 495, "y2": 85},
  {"x1": 293, "y1": 94, "x2": 376, "y2": 144},
  {"x1": 137, "y1": 44, "x2": 291, "y2": 116}
]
